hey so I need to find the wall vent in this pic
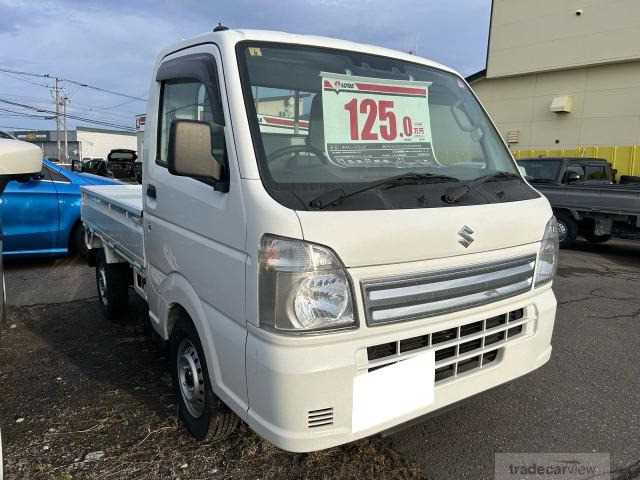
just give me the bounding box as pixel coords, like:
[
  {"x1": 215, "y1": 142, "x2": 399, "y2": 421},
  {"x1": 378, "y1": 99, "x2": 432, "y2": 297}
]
[
  {"x1": 550, "y1": 95, "x2": 573, "y2": 113},
  {"x1": 506, "y1": 130, "x2": 521, "y2": 144}
]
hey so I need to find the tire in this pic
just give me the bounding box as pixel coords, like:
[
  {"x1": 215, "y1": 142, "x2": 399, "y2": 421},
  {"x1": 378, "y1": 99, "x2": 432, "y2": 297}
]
[
  {"x1": 170, "y1": 314, "x2": 239, "y2": 442},
  {"x1": 555, "y1": 212, "x2": 577, "y2": 248},
  {"x1": 71, "y1": 223, "x2": 88, "y2": 258},
  {"x1": 584, "y1": 231, "x2": 611, "y2": 244},
  {"x1": 95, "y1": 250, "x2": 129, "y2": 322}
]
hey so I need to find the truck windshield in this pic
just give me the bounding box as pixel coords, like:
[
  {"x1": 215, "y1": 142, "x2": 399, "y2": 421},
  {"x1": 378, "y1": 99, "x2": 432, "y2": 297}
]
[{"x1": 238, "y1": 42, "x2": 536, "y2": 210}]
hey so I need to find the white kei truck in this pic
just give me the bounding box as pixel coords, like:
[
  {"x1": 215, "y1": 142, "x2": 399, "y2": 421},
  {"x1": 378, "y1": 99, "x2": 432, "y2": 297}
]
[
  {"x1": 0, "y1": 138, "x2": 44, "y2": 480},
  {"x1": 80, "y1": 28, "x2": 559, "y2": 453}
]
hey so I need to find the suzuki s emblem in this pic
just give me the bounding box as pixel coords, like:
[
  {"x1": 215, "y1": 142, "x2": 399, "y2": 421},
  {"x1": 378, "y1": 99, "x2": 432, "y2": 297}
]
[{"x1": 458, "y1": 225, "x2": 475, "y2": 248}]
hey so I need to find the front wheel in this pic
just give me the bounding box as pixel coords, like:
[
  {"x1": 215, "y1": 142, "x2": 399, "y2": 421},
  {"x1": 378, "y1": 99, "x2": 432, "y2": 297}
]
[
  {"x1": 555, "y1": 212, "x2": 577, "y2": 248},
  {"x1": 170, "y1": 315, "x2": 239, "y2": 442},
  {"x1": 95, "y1": 250, "x2": 129, "y2": 321}
]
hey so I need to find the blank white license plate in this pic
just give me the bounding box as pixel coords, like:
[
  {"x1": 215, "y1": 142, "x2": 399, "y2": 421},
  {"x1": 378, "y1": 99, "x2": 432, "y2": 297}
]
[{"x1": 352, "y1": 350, "x2": 435, "y2": 433}]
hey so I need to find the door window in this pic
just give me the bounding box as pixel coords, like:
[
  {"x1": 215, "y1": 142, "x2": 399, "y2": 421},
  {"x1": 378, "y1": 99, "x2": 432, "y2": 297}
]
[
  {"x1": 157, "y1": 79, "x2": 226, "y2": 169},
  {"x1": 44, "y1": 166, "x2": 70, "y2": 183},
  {"x1": 565, "y1": 164, "x2": 585, "y2": 182},
  {"x1": 585, "y1": 165, "x2": 607, "y2": 180}
]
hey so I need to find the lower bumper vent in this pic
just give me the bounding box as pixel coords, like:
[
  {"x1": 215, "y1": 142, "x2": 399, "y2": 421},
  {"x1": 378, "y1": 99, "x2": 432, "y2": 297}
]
[
  {"x1": 307, "y1": 407, "x2": 334, "y2": 428},
  {"x1": 366, "y1": 307, "x2": 528, "y2": 383}
]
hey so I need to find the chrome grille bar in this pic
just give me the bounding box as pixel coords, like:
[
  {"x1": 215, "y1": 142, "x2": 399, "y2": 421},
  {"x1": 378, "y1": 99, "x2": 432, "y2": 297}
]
[{"x1": 362, "y1": 255, "x2": 536, "y2": 326}]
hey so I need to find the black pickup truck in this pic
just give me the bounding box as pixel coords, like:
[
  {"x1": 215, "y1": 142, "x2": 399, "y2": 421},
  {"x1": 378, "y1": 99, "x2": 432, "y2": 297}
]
[
  {"x1": 517, "y1": 157, "x2": 640, "y2": 247},
  {"x1": 106, "y1": 149, "x2": 138, "y2": 180}
]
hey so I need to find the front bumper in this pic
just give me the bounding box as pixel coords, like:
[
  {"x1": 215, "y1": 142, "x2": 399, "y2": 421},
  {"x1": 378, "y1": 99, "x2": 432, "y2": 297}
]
[{"x1": 245, "y1": 285, "x2": 556, "y2": 452}]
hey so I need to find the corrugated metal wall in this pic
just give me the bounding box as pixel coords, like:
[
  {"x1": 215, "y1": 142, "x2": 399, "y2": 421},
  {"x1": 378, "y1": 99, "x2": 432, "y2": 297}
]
[{"x1": 514, "y1": 146, "x2": 640, "y2": 179}]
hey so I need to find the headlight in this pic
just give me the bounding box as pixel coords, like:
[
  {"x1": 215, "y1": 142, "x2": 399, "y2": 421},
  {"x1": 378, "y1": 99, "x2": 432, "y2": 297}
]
[
  {"x1": 258, "y1": 235, "x2": 355, "y2": 333},
  {"x1": 534, "y1": 216, "x2": 559, "y2": 287}
]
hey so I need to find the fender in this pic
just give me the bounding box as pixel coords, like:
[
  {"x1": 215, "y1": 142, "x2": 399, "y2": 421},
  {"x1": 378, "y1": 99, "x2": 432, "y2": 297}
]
[{"x1": 154, "y1": 269, "x2": 249, "y2": 418}]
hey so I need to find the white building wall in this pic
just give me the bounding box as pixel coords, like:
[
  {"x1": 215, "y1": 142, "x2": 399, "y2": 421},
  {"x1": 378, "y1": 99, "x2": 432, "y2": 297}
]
[
  {"x1": 488, "y1": 0, "x2": 640, "y2": 78},
  {"x1": 472, "y1": 61, "x2": 640, "y2": 150},
  {"x1": 76, "y1": 129, "x2": 137, "y2": 159}
]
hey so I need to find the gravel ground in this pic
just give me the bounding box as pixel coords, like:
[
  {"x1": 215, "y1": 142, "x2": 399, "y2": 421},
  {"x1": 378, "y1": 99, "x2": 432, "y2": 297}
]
[
  {"x1": 391, "y1": 240, "x2": 640, "y2": 480},
  {"x1": 2, "y1": 241, "x2": 640, "y2": 479},
  {"x1": 0, "y1": 258, "x2": 423, "y2": 480}
]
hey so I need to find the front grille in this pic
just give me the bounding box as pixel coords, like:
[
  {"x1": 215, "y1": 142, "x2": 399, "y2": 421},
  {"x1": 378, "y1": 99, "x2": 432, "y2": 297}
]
[
  {"x1": 366, "y1": 307, "x2": 528, "y2": 384},
  {"x1": 361, "y1": 255, "x2": 536, "y2": 326}
]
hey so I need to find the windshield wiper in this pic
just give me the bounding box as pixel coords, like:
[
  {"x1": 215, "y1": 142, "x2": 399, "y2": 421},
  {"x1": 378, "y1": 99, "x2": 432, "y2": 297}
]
[
  {"x1": 308, "y1": 172, "x2": 460, "y2": 209},
  {"x1": 443, "y1": 171, "x2": 521, "y2": 204}
]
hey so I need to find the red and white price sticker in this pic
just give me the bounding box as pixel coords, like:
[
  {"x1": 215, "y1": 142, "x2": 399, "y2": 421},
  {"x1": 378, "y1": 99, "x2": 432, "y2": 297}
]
[{"x1": 321, "y1": 73, "x2": 436, "y2": 168}]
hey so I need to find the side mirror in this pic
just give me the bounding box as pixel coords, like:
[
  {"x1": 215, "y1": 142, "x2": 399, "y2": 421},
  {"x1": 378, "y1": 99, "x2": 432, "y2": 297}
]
[
  {"x1": 0, "y1": 139, "x2": 43, "y2": 183},
  {"x1": 168, "y1": 119, "x2": 227, "y2": 191},
  {"x1": 566, "y1": 171, "x2": 581, "y2": 183}
]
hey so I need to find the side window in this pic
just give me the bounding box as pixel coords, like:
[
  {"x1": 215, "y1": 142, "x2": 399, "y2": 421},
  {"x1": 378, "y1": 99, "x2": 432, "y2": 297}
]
[
  {"x1": 157, "y1": 79, "x2": 226, "y2": 169},
  {"x1": 565, "y1": 164, "x2": 585, "y2": 181},
  {"x1": 585, "y1": 165, "x2": 607, "y2": 180}
]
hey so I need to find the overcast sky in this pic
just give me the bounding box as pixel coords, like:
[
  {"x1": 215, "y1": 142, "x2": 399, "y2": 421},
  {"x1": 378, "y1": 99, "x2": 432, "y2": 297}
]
[{"x1": 0, "y1": 0, "x2": 491, "y2": 132}]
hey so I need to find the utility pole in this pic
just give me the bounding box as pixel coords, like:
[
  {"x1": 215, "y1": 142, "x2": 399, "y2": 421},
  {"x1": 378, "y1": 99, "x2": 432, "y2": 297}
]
[
  {"x1": 62, "y1": 95, "x2": 69, "y2": 163},
  {"x1": 53, "y1": 78, "x2": 61, "y2": 162}
]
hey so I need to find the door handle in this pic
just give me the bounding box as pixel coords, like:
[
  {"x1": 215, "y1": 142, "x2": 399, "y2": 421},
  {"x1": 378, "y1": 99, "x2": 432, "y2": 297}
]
[{"x1": 146, "y1": 184, "x2": 157, "y2": 199}]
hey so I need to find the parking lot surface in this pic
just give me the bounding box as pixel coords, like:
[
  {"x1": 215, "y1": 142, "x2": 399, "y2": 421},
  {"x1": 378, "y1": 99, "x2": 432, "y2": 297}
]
[
  {"x1": 391, "y1": 240, "x2": 640, "y2": 479},
  {"x1": 1, "y1": 241, "x2": 639, "y2": 479}
]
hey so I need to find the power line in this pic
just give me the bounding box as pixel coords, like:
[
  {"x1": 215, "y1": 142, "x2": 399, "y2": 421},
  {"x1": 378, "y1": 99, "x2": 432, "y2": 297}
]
[
  {"x1": 0, "y1": 68, "x2": 143, "y2": 141},
  {"x1": 92, "y1": 98, "x2": 140, "y2": 110},
  {"x1": 67, "y1": 101, "x2": 136, "y2": 118},
  {"x1": 0, "y1": 92, "x2": 55, "y2": 102},
  {"x1": 0, "y1": 71, "x2": 52, "y2": 89},
  {"x1": 0, "y1": 67, "x2": 147, "y2": 102},
  {"x1": 0, "y1": 98, "x2": 135, "y2": 132},
  {"x1": 0, "y1": 107, "x2": 55, "y2": 119},
  {"x1": 61, "y1": 78, "x2": 147, "y2": 102},
  {"x1": 0, "y1": 67, "x2": 47, "y2": 79},
  {"x1": 0, "y1": 124, "x2": 44, "y2": 130}
]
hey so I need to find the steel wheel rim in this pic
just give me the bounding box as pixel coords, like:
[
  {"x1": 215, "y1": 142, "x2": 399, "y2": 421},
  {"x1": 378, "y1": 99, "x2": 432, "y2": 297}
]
[
  {"x1": 557, "y1": 221, "x2": 568, "y2": 243},
  {"x1": 98, "y1": 265, "x2": 108, "y2": 307},
  {"x1": 177, "y1": 338, "x2": 206, "y2": 418}
]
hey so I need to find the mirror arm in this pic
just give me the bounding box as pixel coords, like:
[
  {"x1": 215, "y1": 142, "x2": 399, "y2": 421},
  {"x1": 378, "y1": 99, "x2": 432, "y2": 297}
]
[
  {"x1": 206, "y1": 163, "x2": 229, "y2": 192},
  {"x1": 213, "y1": 178, "x2": 229, "y2": 193}
]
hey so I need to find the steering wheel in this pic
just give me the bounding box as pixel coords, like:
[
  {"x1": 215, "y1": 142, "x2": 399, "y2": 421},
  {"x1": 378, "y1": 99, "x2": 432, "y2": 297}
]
[{"x1": 268, "y1": 144, "x2": 331, "y2": 169}]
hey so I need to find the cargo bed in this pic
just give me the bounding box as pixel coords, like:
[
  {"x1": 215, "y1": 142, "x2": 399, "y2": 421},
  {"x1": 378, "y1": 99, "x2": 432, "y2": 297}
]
[{"x1": 81, "y1": 185, "x2": 144, "y2": 269}]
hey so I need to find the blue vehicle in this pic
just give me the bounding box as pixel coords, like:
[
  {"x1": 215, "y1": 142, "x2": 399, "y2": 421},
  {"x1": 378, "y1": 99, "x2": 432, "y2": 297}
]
[{"x1": 1, "y1": 158, "x2": 119, "y2": 258}]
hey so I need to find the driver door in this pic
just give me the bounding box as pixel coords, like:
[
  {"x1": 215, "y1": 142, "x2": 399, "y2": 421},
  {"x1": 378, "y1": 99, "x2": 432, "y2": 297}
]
[
  {"x1": 1, "y1": 167, "x2": 60, "y2": 255},
  {"x1": 144, "y1": 44, "x2": 248, "y2": 409}
]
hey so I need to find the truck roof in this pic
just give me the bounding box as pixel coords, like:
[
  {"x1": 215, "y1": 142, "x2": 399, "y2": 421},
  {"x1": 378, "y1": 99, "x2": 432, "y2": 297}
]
[{"x1": 157, "y1": 28, "x2": 459, "y2": 77}]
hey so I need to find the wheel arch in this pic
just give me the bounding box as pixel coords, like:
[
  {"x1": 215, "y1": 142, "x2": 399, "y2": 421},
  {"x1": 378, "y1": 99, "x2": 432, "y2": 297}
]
[
  {"x1": 153, "y1": 271, "x2": 248, "y2": 416},
  {"x1": 67, "y1": 217, "x2": 82, "y2": 248},
  {"x1": 553, "y1": 207, "x2": 581, "y2": 222},
  {"x1": 158, "y1": 273, "x2": 223, "y2": 392}
]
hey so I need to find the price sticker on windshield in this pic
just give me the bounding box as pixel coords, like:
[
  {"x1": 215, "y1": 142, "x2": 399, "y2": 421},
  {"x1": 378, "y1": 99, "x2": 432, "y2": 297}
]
[{"x1": 321, "y1": 73, "x2": 436, "y2": 168}]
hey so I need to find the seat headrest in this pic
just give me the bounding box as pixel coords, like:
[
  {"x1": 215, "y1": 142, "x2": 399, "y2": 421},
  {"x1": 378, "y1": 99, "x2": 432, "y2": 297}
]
[{"x1": 307, "y1": 94, "x2": 324, "y2": 151}]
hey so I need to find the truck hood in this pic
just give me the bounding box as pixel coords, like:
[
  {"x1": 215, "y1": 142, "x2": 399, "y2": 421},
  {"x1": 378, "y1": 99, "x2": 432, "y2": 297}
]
[{"x1": 296, "y1": 197, "x2": 552, "y2": 268}]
